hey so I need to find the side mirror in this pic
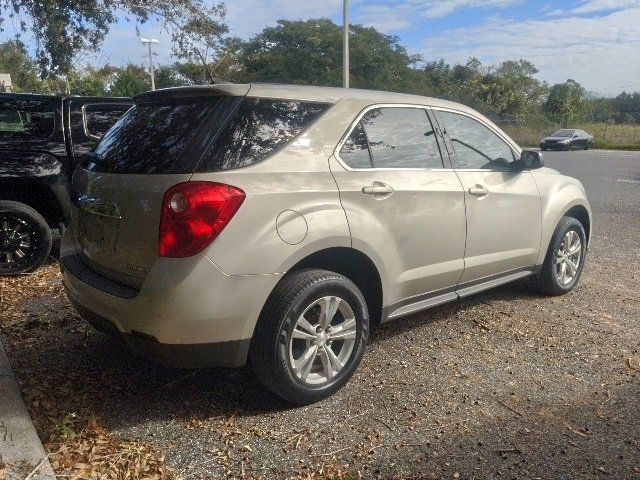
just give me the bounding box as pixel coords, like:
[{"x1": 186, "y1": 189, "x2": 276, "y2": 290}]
[{"x1": 515, "y1": 150, "x2": 544, "y2": 171}]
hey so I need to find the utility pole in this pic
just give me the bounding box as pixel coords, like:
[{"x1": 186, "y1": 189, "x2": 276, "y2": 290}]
[
  {"x1": 141, "y1": 38, "x2": 159, "y2": 90},
  {"x1": 343, "y1": 0, "x2": 349, "y2": 88}
]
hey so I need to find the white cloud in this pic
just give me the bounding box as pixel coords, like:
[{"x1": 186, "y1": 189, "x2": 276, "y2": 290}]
[
  {"x1": 574, "y1": 0, "x2": 640, "y2": 14},
  {"x1": 348, "y1": 0, "x2": 521, "y2": 29},
  {"x1": 419, "y1": 7, "x2": 640, "y2": 94},
  {"x1": 543, "y1": 0, "x2": 639, "y2": 17},
  {"x1": 225, "y1": 0, "x2": 343, "y2": 38}
]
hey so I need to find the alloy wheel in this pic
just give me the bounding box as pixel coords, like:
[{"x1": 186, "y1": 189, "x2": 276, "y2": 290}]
[
  {"x1": 556, "y1": 229, "x2": 582, "y2": 286},
  {"x1": 288, "y1": 295, "x2": 357, "y2": 385}
]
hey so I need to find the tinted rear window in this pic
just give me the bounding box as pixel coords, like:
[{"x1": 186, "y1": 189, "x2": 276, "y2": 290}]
[
  {"x1": 88, "y1": 96, "x2": 240, "y2": 174},
  {"x1": 87, "y1": 96, "x2": 329, "y2": 174}
]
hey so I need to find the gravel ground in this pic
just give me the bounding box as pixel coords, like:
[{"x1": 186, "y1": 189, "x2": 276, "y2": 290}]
[{"x1": 1, "y1": 149, "x2": 639, "y2": 479}]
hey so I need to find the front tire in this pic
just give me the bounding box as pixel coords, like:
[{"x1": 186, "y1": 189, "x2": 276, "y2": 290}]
[
  {"x1": 250, "y1": 269, "x2": 369, "y2": 405},
  {"x1": 565, "y1": 142, "x2": 572, "y2": 151},
  {"x1": 0, "y1": 201, "x2": 52, "y2": 276},
  {"x1": 530, "y1": 216, "x2": 586, "y2": 295}
]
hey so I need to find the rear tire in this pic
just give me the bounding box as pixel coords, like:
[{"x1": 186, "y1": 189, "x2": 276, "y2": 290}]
[
  {"x1": 249, "y1": 269, "x2": 369, "y2": 405},
  {"x1": 0, "y1": 201, "x2": 52, "y2": 276},
  {"x1": 530, "y1": 216, "x2": 586, "y2": 295}
]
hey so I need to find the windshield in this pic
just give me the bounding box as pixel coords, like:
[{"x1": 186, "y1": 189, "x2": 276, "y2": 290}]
[{"x1": 551, "y1": 129, "x2": 574, "y2": 137}]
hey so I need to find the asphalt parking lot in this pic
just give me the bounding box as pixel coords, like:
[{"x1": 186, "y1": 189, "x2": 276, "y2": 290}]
[{"x1": 2, "y1": 149, "x2": 639, "y2": 479}]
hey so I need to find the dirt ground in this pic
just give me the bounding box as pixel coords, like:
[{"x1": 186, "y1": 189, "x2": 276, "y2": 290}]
[{"x1": 1, "y1": 151, "x2": 639, "y2": 479}]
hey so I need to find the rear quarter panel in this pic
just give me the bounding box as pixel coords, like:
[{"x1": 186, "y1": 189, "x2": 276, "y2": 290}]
[{"x1": 191, "y1": 100, "x2": 359, "y2": 276}]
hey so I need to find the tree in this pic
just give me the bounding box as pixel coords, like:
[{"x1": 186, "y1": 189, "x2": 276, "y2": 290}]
[
  {"x1": 108, "y1": 65, "x2": 149, "y2": 97},
  {"x1": 544, "y1": 79, "x2": 587, "y2": 126},
  {"x1": 613, "y1": 91, "x2": 640, "y2": 123},
  {"x1": 0, "y1": 0, "x2": 227, "y2": 77},
  {"x1": 481, "y1": 60, "x2": 548, "y2": 118},
  {"x1": 0, "y1": 40, "x2": 45, "y2": 92},
  {"x1": 235, "y1": 19, "x2": 422, "y2": 92}
]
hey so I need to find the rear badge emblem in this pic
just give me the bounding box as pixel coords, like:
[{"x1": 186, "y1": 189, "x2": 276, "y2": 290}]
[{"x1": 126, "y1": 264, "x2": 149, "y2": 274}]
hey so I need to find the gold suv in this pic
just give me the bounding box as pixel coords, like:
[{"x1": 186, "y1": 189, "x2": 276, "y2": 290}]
[{"x1": 61, "y1": 84, "x2": 592, "y2": 404}]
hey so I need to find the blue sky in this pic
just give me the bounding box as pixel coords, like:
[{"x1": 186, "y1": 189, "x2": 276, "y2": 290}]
[{"x1": 9, "y1": 0, "x2": 640, "y2": 95}]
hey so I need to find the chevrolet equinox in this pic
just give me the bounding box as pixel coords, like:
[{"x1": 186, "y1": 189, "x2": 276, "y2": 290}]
[{"x1": 61, "y1": 84, "x2": 592, "y2": 404}]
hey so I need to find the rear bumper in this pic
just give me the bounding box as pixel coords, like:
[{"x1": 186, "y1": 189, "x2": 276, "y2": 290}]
[
  {"x1": 68, "y1": 297, "x2": 251, "y2": 368},
  {"x1": 61, "y1": 245, "x2": 281, "y2": 368}
]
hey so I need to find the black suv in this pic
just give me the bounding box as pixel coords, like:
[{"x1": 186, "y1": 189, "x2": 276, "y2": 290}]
[{"x1": 0, "y1": 93, "x2": 132, "y2": 275}]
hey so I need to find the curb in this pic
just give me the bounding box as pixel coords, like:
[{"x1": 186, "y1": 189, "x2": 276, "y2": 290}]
[{"x1": 0, "y1": 336, "x2": 56, "y2": 479}]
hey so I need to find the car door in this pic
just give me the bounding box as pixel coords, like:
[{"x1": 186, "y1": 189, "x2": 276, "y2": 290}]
[
  {"x1": 329, "y1": 105, "x2": 467, "y2": 312},
  {"x1": 432, "y1": 108, "x2": 541, "y2": 287}
]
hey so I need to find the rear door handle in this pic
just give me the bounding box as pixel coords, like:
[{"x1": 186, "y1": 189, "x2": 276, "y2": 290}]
[
  {"x1": 362, "y1": 182, "x2": 394, "y2": 196},
  {"x1": 468, "y1": 185, "x2": 489, "y2": 197}
]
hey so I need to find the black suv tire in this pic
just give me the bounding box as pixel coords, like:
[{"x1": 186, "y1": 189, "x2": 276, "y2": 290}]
[
  {"x1": 250, "y1": 269, "x2": 369, "y2": 405},
  {"x1": 0, "y1": 200, "x2": 52, "y2": 275}
]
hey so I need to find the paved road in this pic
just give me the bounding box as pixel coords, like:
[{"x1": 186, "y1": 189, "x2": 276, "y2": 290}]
[
  {"x1": 4, "y1": 149, "x2": 639, "y2": 479},
  {"x1": 542, "y1": 149, "x2": 640, "y2": 261}
]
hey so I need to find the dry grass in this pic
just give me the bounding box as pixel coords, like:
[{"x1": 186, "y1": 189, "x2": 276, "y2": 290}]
[{"x1": 502, "y1": 122, "x2": 640, "y2": 150}]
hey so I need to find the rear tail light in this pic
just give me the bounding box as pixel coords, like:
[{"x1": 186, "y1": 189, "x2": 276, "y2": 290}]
[{"x1": 159, "y1": 181, "x2": 245, "y2": 258}]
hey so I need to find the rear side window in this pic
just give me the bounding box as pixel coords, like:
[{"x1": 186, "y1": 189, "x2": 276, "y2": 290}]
[
  {"x1": 89, "y1": 96, "x2": 241, "y2": 174},
  {"x1": 196, "y1": 98, "x2": 329, "y2": 171},
  {"x1": 339, "y1": 107, "x2": 443, "y2": 169},
  {"x1": 0, "y1": 99, "x2": 55, "y2": 140},
  {"x1": 84, "y1": 104, "x2": 132, "y2": 139}
]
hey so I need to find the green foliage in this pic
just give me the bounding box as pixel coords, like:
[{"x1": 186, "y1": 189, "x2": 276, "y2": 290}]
[
  {"x1": 0, "y1": 40, "x2": 45, "y2": 93},
  {"x1": 0, "y1": 0, "x2": 226, "y2": 77},
  {"x1": 51, "y1": 413, "x2": 78, "y2": 441},
  {"x1": 109, "y1": 65, "x2": 151, "y2": 97},
  {"x1": 236, "y1": 19, "x2": 423, "y2": 92},
  {"x1": 543, "y1": 79, "x2": 587, "y2": 126}
]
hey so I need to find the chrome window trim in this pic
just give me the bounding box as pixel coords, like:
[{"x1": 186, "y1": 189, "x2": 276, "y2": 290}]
[
  {"x1": 333, "y1": 103, "x2": 450, "y2": 172},
  {"x1": 81, "y1": 102, "x2": 133, "y2": 141}
]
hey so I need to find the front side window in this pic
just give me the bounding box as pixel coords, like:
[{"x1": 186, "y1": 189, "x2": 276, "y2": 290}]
[
  {"x1": 0, "y1": 99, "x2": 55, "y2": 140},
  {"x1": 437, "y1": 111, "x2": 515, "y2": 169},
  {"x1": 339, "y1": 107, "x2": 443, "y2": 169}
]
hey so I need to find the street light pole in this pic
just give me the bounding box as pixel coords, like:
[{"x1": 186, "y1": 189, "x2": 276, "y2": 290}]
[
  {"x1": 140, "y1": 38, "x2": 159, "y2": 90},
  {"x1": 343, "y1": 0, "x2": 349, "y2": 88}
]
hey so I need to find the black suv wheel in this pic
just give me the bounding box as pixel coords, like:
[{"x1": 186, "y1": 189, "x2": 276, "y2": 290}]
[{"x1": 0, "y1": 200, "x2": 52, "y2": 275}]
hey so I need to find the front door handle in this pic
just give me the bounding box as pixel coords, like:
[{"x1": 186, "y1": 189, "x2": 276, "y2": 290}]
[
  {"x1": 362, "y1": 182, "x2": 394, "y2": 196},
  {"x1": 468, "y1": 185, "x2": 489, "y2": 197}
]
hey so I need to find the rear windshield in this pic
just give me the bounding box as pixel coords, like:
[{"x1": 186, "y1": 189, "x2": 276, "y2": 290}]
[{"x1": 86, "y1": 96, "x2": 329, "y2": 174}]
